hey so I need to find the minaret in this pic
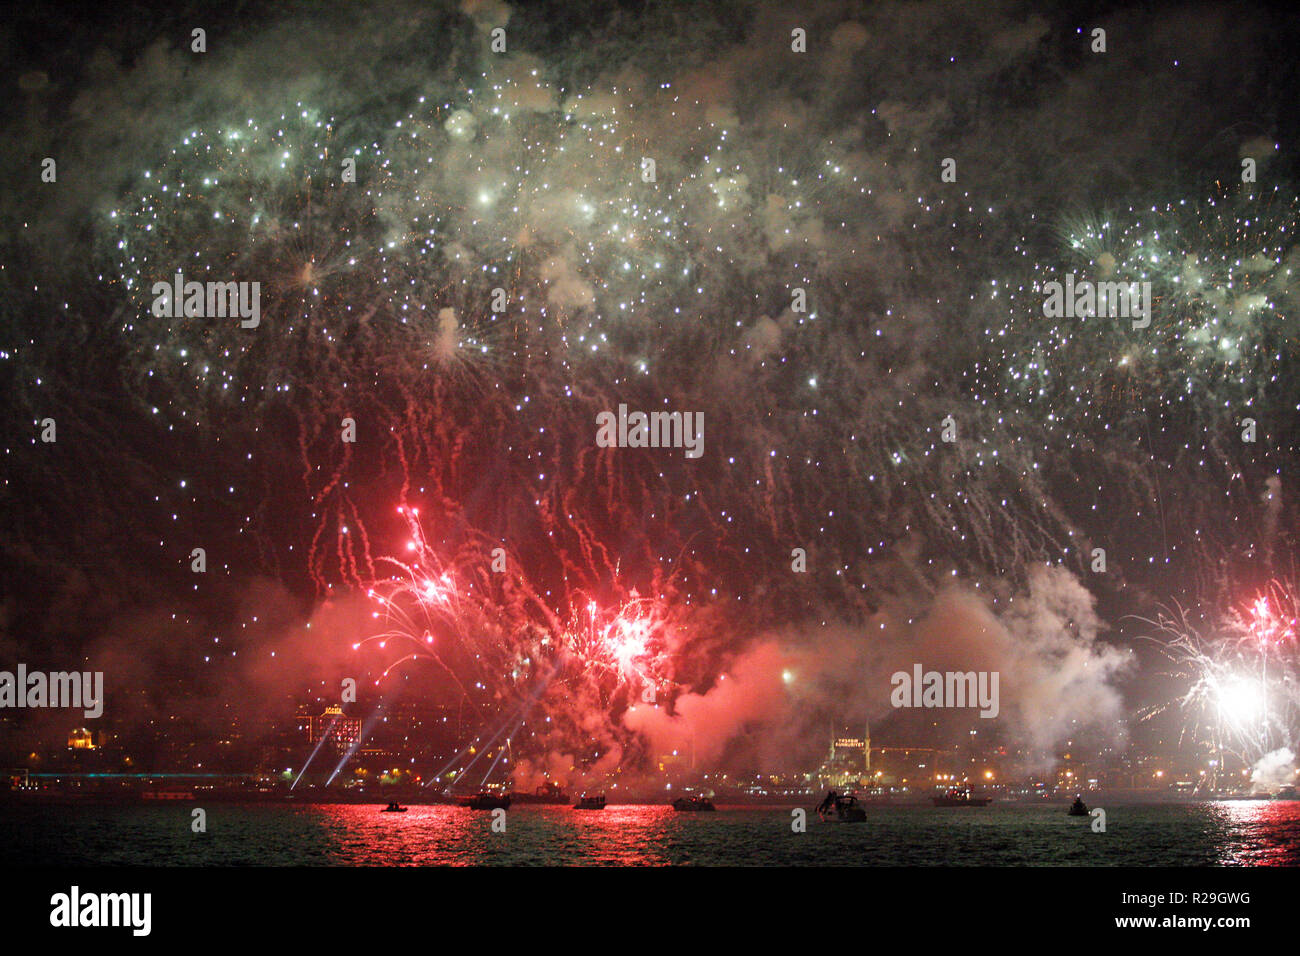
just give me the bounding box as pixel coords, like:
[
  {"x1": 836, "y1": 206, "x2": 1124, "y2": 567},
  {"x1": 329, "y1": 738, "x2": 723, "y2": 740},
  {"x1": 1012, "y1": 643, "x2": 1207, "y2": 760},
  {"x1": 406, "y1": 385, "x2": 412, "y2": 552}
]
[{"x1": 864, "y1": 721, "x2": 871, "y2": 773}]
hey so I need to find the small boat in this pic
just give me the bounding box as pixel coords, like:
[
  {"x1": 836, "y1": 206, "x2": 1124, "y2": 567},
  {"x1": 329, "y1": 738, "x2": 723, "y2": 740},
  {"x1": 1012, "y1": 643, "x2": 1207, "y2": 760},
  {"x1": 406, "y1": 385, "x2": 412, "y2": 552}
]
[
  {"x1": 1274, "y1": 785, "x2": 1299, "y2": 801},
  {"x1": 381, "y1": 802, "x2": 408, "y2": 813},
  {"x1": 816, "y1": 791, "x2": 866, "y2": 822},
  {"x1": 458, "y1": 792, "x2": 511, "y2": 810},
  {"x1": 671, "y1": 795, "x2": 716, "y2": 812},
  {"x1": 932, "y1": 787, "x2": 992, "y2": 807},
  {"x1": 1067, "y1": 796, "x2": 1089, "y2": 817},
  {"x1": 509, "y1": 781, "x2": 571, "y2": 805},
  {"x1": 573, "y1": 794, "x2": 606, "y2": 810}
]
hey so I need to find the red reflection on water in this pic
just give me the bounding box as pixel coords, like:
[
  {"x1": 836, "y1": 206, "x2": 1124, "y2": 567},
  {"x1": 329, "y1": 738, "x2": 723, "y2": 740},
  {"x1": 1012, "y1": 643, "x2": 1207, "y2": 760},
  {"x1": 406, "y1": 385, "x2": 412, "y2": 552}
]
[
  {"x1": 309, "y1": 803, "x2": 683, "y2": 865},
  {"x1": 1210, "y1": 799, "x2": 1300, "y2": 865}
]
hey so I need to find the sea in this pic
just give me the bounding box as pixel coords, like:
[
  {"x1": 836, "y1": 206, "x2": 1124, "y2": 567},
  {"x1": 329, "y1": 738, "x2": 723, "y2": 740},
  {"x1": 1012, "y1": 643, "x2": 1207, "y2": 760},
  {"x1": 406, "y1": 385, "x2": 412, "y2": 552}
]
[{"x1": 3, "y1": 799, "x2": 1299, "y2": 866}]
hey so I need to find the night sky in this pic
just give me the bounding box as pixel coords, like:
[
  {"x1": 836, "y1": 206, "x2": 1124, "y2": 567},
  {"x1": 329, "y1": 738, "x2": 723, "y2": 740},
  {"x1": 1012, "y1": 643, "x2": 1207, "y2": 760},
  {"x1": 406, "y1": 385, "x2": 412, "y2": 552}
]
[{"x1": 3, "y1": 0, "x2": 1300, "y2": 782}]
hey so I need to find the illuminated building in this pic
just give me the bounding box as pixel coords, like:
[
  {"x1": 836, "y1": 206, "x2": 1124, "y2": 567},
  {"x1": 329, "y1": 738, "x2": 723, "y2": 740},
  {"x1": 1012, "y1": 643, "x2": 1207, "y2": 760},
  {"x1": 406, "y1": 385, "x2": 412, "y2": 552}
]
[
  {"x1": 300, "y1": 705, "x2": 361, "y2": 752},
  {"x1": 816, "y1": 723, "x2": 871, "y2": 789}
]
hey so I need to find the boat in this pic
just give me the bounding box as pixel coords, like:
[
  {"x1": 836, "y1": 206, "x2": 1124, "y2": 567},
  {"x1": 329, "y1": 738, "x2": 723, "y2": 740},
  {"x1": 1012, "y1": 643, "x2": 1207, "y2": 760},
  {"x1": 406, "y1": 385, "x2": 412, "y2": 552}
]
[
  {"x1": 1274, "y1": 785, "x2": 1299, "y2": 801},
  {"x1": 381, "y1": 802, "x2": 408, "y2": 813},
  {"x1": 508, "y1": 781, "x2": 570, "y2": 805},
  {"x1": 671, "y1": 795, "x2": 716, "y2": 812},
  {"x1": 932, "y1": 787, "x2": 992, "y2": 807},
  {"x1": 458, "y1": 792, "x2": 511, "y2": 810},
  {"x1": 573, "y1": 794, "x2": 606, "y2": 810},
  {"x1": 816, "y1": 791, "x2": 866, "y2": 822},
  {"x1": 1067, "y1": 796, "x2": 1089, "y2": 816}
]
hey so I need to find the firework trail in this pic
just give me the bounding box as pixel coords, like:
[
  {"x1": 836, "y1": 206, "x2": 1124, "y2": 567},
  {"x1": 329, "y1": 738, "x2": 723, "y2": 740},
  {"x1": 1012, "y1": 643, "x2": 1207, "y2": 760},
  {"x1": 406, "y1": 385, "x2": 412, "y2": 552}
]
[{"x1": 353, "y1": 505, "x2": 685, "y2": 778}]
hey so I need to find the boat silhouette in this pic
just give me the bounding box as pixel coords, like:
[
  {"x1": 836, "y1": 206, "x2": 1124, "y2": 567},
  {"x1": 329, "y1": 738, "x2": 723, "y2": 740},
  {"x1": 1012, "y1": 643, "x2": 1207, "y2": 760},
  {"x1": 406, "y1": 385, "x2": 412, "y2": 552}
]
[
  {"x1": 509, "y1": 782, "x2": 570, "y2": 805},
  {"x1": 932, "y1": 787, "x2": 992, "y2": 807},
  {"x1": 671, "y1": 795, "x2": 715, "y2": 812},
  {"x1": 816, "y1": 790, "x2": 867, "y2": 822},
  {"x1": 457, "y1": 792, "x2": 511, "y2": 810}
]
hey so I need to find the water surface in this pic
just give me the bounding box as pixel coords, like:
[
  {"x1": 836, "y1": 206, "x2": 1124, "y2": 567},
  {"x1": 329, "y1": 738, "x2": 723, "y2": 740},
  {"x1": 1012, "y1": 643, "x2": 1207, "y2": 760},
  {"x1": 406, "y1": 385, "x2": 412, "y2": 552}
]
[{"x1": 3, "y1": 800, "x2": 1297, "y2": 866}]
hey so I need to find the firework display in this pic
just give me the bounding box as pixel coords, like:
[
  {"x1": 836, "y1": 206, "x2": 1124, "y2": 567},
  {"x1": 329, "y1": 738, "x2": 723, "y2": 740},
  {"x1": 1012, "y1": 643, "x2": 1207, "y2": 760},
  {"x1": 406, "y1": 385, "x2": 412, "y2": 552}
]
[
  {"x1": 4, "y1": 1, "x2": 1300, "y2": 881},
  {"x1": 351, "y1": 505, "x2": 680, "y2": 784},
  {"x1": 985, "y1": 189, "x2": 1300, "y2": 430},
  {"x1": 1141, "y1": 581, "x2": 1300, "y2": 787}
]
